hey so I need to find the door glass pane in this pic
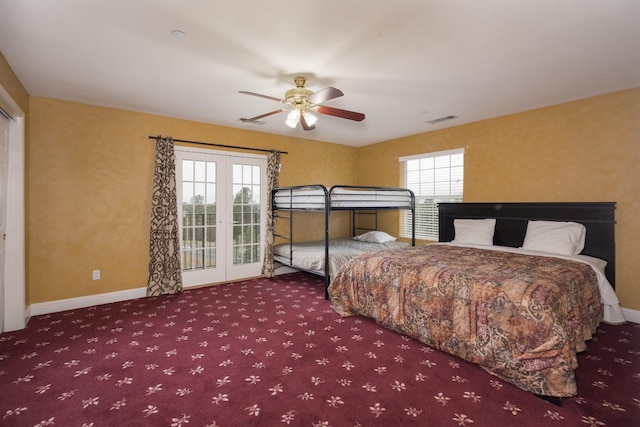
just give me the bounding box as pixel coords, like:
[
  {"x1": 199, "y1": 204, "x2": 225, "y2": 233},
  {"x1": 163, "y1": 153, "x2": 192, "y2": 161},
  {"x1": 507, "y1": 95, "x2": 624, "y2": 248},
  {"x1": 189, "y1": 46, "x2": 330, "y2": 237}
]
[
  {"x1": 194, "y1": 161, "x2": 206, "y2": 181},
  {"x1": 182, "y1": 159, "x2": 217, "y2": 271},
  {"x1": 182, "y1": 160, "x2": 194, "y2": 181},
  {"x1": 232, "y1": 162, "x2": 261, "y2": 265}
]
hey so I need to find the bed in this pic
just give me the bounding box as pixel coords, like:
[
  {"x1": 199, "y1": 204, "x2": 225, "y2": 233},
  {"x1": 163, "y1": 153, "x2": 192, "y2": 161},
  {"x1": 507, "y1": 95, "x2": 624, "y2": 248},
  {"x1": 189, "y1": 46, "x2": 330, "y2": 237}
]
[
  {"x1": 328, "y1": 202, "x2": 624, "y2": 403},
  {"x1": 272, "y1": 185, "x2": 415, "y2": 298}
]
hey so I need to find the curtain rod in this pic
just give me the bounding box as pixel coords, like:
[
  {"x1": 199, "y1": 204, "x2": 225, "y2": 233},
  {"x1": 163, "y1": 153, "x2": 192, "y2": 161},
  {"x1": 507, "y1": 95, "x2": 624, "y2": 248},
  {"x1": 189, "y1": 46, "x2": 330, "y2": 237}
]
[{"x1": 148, "y1": 135, "x2": 288, "y2": 155}]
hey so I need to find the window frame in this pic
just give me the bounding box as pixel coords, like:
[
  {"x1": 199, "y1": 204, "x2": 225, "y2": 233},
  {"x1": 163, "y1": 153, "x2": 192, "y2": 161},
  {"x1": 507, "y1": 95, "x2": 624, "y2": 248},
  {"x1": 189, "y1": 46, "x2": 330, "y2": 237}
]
[{"x1": 399, "y1": 148, "x2": 464, "y2": 241}]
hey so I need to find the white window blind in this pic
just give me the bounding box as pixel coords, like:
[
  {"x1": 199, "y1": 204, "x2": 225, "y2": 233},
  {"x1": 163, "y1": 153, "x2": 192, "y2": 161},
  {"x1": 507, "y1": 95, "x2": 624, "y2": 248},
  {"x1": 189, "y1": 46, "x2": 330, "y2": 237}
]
[{"x1": 400, "y1": 148, "x2": 464, "y2": 241}]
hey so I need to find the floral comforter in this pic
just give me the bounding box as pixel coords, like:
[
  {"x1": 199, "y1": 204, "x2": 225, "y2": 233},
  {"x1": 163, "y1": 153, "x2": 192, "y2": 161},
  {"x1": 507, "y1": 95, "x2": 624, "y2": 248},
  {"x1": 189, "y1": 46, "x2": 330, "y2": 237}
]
[{"x1": 328, "y1": 244, "x2": 603, "y2": 397}]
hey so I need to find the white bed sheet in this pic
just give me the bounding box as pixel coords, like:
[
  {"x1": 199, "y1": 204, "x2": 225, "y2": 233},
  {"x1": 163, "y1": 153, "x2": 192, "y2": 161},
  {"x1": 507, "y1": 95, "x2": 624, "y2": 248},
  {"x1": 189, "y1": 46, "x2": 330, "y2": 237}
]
[{"x1": 274, "y1": 238, "x2": 409, "y2": 277}]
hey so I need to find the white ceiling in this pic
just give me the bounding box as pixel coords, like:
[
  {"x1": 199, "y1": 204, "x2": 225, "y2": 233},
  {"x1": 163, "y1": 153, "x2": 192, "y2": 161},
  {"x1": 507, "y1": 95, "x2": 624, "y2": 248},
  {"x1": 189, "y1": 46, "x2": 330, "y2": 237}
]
[{"x1": 1, "y1": 1, "x2": 638, "y2": 147}]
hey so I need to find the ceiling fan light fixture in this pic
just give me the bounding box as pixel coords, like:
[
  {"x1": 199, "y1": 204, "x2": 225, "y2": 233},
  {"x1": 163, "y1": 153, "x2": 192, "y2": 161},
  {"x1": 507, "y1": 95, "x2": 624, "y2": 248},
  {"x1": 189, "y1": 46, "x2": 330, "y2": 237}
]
[
  {"x1": 285, "y1": 109, "x2": 300, "y2": 128},
  {"x1": 240, "y1": 76, "x2": 364, "y2": 131},
  {"x1": 303, "y1": 111, "x2": 317, "y2": 126}
]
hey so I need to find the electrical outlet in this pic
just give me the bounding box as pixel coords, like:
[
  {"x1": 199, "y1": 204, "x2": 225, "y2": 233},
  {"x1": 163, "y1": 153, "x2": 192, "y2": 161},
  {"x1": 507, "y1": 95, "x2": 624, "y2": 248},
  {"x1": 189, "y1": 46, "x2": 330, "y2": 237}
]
[{"x1": 92, "y1": 270, "x2": 100, "y2": 280}]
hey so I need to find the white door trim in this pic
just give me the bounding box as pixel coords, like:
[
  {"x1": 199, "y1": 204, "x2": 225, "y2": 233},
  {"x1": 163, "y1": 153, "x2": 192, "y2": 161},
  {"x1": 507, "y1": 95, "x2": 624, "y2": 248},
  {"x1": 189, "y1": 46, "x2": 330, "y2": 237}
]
[{"x1": 0, "y1": 84, "x2": 26, "y2": 332}]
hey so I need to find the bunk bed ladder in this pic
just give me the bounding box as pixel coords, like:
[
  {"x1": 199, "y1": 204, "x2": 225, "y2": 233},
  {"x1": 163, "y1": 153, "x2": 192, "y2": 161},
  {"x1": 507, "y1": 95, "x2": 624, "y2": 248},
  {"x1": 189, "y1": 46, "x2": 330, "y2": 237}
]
[
  {"x1": 273, "y1": 210, "x2": 293, "y2": 266},
  {"x1": 323, "y1": 196, "x2": 330, "y2": 300},
  {"x1": 352, "y1": 210, "x2": 378, "y2": 236}
]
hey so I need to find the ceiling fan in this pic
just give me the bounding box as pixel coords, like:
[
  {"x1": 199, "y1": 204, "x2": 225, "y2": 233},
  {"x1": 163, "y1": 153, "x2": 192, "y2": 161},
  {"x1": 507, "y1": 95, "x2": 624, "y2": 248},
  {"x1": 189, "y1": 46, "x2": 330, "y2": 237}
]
[{"x1": 239, "y1": 76, "x2": 365, "y2": 131}]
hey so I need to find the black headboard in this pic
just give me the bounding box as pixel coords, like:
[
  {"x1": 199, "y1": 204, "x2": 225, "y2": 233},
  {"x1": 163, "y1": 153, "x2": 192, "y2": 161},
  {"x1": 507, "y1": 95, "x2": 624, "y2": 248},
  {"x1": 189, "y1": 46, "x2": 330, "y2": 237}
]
[{"x1": 438, "y1": 202, "x2": 616, "y2": 287}]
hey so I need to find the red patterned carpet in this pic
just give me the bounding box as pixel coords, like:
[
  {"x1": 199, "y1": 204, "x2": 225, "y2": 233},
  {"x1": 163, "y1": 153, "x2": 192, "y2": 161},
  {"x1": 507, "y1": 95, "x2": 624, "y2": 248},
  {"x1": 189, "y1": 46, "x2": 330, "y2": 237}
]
[{"x1": 0, "y1": 272, "x2": 638, "y2": 426}]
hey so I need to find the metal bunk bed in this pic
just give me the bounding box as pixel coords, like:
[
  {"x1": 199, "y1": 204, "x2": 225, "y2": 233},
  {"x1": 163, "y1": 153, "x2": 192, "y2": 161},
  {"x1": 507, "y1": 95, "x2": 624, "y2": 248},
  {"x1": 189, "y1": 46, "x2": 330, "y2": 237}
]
[{"x1": 271, "y1": 184, "x2": 415, "y2": 298}]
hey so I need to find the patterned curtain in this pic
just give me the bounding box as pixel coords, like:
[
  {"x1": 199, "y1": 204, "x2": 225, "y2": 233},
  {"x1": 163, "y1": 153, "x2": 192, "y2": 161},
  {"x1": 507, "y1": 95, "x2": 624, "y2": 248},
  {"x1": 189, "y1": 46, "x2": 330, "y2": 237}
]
[
  {"x1": 261, "y1": 150, "x2": 281, "y2": 278},
  {"x1": 147, "y1": 136, "x2": 183, "y2": 296}
]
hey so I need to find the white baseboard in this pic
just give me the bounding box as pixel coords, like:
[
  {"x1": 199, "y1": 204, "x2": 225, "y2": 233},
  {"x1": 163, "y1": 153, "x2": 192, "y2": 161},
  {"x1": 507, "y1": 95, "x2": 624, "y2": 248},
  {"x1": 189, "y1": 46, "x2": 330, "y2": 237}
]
[
  {"x1": 29, "y1": 287, "x2": 147, "y2": 317},
  {"x1": 622, "y1": 307, "x2": 640, "y2": 324}
]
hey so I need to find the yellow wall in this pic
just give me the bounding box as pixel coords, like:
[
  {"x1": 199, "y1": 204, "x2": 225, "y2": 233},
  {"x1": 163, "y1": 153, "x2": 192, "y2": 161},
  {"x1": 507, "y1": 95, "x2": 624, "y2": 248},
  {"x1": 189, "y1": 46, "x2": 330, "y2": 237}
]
[
  {"x1": 357, "y1": 88, "x2": 640, "y2": 311},
  {"x1": 28, "y1": 97, "x2": 357, "y2": 303}
]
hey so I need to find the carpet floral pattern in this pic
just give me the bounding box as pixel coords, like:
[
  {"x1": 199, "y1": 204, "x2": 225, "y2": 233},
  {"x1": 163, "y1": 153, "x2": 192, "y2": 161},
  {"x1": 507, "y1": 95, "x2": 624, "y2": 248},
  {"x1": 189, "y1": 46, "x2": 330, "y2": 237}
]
[{"x1": 0, "y1": 272, "x2": 638, "y2": 426}]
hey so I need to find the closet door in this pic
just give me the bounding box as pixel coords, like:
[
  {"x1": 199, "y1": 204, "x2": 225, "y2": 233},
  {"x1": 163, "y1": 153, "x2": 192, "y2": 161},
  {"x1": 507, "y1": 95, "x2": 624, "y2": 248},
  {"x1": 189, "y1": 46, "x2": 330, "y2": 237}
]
[
  {"x1": 176, "y1": 148, "x2": 266, "y2": 287},
  {"x1": 0, "y1": 116, "x2": 8, "y2": 332}
]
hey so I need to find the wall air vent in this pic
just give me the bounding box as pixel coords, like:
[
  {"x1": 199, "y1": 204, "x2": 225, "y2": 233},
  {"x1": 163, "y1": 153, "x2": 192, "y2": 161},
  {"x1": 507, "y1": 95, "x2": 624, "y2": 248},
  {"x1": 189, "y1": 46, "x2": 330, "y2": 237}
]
[{"x1": 426, "y1": 115, "x2": 458, "y2": 125}]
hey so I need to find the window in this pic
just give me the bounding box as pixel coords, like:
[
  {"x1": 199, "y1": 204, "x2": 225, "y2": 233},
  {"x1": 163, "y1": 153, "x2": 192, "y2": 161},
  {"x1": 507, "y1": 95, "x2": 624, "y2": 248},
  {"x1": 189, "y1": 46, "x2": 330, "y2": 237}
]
[{"x1": 400, "y1": 148, "x2": 464, "y2": 240}]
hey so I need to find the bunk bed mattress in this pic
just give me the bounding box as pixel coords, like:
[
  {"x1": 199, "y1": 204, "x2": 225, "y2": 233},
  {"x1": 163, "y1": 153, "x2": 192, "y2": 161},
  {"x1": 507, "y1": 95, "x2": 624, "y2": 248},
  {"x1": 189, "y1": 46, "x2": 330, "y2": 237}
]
[
  {"x1": 331, "y1": 188, "x2": 413, "y2": 208},
  {"x1": 274, "y1": 238, "x2": 409, "y2": 276},
  {"x1": 273, "y1": 188, "x2": 327, "y2": 209},
  {"x1": 273, "y1": 188, "x2": 412, "y2": 209},
  {"x1": 328, "y1": 243, "x2": 604, "y2": 397}
]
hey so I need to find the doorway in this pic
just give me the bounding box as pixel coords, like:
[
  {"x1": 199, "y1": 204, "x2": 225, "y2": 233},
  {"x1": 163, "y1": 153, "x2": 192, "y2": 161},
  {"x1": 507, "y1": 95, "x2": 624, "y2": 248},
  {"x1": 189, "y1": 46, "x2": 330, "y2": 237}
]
[
  {"x1": 175, "y1": 147, "x2": 267, "y2": 288},
  {"x1": 0, "y1": 83, "x2": 25, "y2": 332},
  {"x1": 0, "y1": 115, "x2": 8, "y2": 332}
]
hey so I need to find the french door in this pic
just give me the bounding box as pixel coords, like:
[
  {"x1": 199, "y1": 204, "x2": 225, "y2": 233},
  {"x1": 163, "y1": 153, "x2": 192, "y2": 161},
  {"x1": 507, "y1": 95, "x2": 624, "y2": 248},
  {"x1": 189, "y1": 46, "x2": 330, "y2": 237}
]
[{"x1": 175, "y1": 147, "x2": 267, "y2": 288}]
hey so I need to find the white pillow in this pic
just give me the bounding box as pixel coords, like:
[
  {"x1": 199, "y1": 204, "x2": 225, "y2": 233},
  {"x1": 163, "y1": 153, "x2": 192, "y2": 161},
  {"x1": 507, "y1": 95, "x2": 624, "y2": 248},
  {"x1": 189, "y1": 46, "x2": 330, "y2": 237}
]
[
  {"x1": 452, "y1": 218, "x2": 496, "y2": 246},
  {"x1": 353, "y1": 231, "x2": 397, "y2": 243},
  {"x1": 521, "y1": 220, "x2": 586, "y2": 255}
]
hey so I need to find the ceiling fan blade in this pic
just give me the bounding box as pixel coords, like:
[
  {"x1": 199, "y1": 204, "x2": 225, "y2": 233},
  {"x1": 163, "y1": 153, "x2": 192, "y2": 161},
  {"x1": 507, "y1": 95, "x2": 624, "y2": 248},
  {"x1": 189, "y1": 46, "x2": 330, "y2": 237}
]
[
  {"x1": 306, "y1": 87, "x2": 344, "y2": 105},
  {"x1": 239, "y1": 91, "x2": 286, "y2": 104},
  {"x1": 240, "y1": 109, "x2": 285, "y2": 122},
  {"x1": 300, "y1": 114, "x2": 316, "y2": 131},
  {"x1": 316, "y1": 105, "x2": 365, "y2": 122}
]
